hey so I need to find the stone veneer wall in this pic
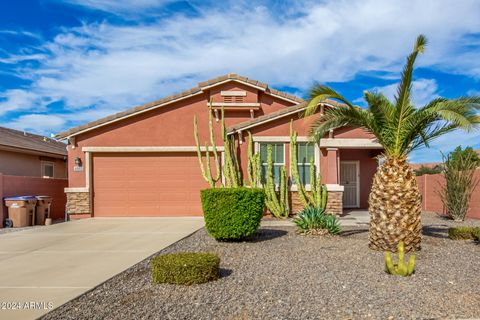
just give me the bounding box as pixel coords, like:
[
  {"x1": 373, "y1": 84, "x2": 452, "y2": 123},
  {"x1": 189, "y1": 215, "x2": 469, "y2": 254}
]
[
  {"x1": 324, "y1": 191, "x2": 343, "y2": 215},
  {"x1": 66, "y1": 191, "x2": 91, "y2": 215},
  {"x1": 290, "y1": 190, "x2": 343, "y2": 215}
]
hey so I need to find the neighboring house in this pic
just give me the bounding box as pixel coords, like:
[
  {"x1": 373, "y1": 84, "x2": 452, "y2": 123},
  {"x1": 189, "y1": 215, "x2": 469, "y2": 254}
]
[
  {"x1": 0, "y1": 126, "x2": 67, "y2": 178},
  {"x1": 0, "y1": 127, "x2": 68, "y2": 223},
  {"x1": 56, "y1": 74, "x2": 383, "y2": 217}
]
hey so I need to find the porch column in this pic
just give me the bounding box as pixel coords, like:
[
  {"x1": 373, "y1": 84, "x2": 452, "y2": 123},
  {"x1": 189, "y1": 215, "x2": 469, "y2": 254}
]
[
  {"x1": 326, "y1": 148, "x2": 339, "y2": 184},
  {"x1": 325, "y1": 148, "x2": 344, "y2": 215}
]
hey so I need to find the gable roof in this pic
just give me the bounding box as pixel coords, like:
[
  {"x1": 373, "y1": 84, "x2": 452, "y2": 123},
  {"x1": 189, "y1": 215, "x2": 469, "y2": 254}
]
[
  {"x1": 227, "y1": 99, "x2": 345, "y2": 134},
  {"x1": 56, "y1": 73, "x2": 304, "y2": 140},
  {"x1": 0, "y1": 126, "x2": 67, "y2": 157}
]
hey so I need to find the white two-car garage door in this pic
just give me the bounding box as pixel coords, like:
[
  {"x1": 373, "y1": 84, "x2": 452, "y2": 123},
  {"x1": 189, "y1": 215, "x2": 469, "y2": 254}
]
[{"x1": 92, "y1": 153, "x2": 209, "y2": 217}]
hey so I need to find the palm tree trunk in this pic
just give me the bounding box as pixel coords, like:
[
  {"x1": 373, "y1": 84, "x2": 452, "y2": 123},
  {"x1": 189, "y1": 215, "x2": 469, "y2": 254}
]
[{"x1": 368, "y1": 157, "x2": 422, "y2": 252}]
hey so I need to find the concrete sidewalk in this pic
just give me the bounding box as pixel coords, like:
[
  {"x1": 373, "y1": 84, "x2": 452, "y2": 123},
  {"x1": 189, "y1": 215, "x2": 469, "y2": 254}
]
[{"x1": 0, "y1": 217, "x2": 204, "y2": 320}]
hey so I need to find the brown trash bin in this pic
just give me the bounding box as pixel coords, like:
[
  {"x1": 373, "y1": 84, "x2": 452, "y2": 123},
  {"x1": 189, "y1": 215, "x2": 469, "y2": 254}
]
[
  {"x1": 4, "y1": 196, "x2": 37, "y2": 228},
  {"x1": 35, "y1": 196, "x2": 52, "y2": 225}
]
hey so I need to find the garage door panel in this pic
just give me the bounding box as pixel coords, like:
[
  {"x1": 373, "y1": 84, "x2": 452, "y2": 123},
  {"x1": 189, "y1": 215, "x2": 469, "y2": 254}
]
[{"x1": 93, "y1": 153, "x2": 209, "y2": 217}]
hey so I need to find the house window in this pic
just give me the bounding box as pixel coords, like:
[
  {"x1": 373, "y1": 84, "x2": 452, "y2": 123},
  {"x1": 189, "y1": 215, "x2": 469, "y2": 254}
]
[
  {"x1": 41, "y1": 161, "x2": 54, "y2": 178},
  {"x1": 297, "y1": 143, "x2": 315, "y2": 185},
  {"x1": 259, "y1": 143, "x2": 285, "y2": 184}
]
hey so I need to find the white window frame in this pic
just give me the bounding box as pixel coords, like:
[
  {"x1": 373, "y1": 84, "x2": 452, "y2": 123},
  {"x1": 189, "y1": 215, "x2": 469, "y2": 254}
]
[
  {"x1": 255, "y1": 142, "x2": 286, "y2": 187},
  {"x1": 253, "y1": 136, "x2": 320, "y2": 190},
  {"x1": 291, "y1": 142, "x2": 319, "y2": 191},
  {"x1": 41, "y1": 161, "x2": 54, "y2": 178}
]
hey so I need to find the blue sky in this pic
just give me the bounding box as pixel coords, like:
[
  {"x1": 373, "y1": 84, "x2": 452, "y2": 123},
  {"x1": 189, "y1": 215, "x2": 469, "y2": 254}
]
[{"x1": 1, "y1": 0, "x2": 480, "y2": 163}]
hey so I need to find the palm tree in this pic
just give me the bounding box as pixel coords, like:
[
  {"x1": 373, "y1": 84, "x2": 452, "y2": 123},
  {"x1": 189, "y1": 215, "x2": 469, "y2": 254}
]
[{"x1": 305, "y1": 35, "x2": 480, "y2": 252}]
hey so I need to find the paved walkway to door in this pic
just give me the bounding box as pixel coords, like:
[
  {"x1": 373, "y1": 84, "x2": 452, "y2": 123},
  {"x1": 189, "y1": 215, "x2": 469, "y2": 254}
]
[
  {"x1": 261, "y1": 210, "x2": 369, "y2": 227},
  {"x1": 0, "y1": 217, "x2": 204, "y2": 320}
]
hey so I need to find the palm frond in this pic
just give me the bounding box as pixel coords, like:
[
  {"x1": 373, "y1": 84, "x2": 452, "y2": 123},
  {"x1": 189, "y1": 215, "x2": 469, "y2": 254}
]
[
  {"x1": 305, "y1": 84, "x2": 355, "y2": 117},
  {"x1": 393, "y1": 35, "x2": 428, "y2": 155},
  {"x1": 308, "y1": 106, "x2": 379, "y2": 143}
]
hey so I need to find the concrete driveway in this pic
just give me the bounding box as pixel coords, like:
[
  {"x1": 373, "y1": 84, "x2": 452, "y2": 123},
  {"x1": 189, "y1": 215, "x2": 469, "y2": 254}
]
[{"x1": 0, "y1": 217, "x2": 204, "y2": 320}]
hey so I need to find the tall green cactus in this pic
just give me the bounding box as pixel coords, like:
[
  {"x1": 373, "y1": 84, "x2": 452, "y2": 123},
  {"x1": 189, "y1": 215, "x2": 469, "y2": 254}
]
[
  {"x1": 194, "y1": 102, "x2": 245, "y2": 188},
  {"x1": 385, "y1": 241, "x2": 416, "y2": 276},
  {"x1": 221, "y1": 108, "x2": 242, "y2": 187},
  {"x1": 264, "y1": 145, "x2": 289, "y2": 218},
  {"x1": 247, "y1": 132, "x2": 261, "y2": 187},
  {"x1": 289, "y1": 121, "x2": 327, "y2": 209},
  {"x1": 193, "y1": 103, "x2": 221, "y2": 188}
]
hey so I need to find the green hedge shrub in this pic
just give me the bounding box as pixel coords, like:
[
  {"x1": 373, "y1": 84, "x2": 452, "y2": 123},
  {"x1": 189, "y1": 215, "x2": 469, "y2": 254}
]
[
  {"x1": 201, "y1": 187, "x2": 265, "y2": 241},
  {"x1": 448, "y1": 226, "x2": 480, "y2": 240},
  {"x1": 151, "y1": 252, "x2": 220, "y2": 285}
]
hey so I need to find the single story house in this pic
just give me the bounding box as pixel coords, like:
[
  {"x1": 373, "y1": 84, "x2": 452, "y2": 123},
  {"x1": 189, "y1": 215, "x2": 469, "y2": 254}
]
[
  {"x1": 56, "y1": 74, "x2": 383, "y2": 217},
  {"x1": 0, "y1": 126, "x2": 67, "y2": 178},
  {"x1": 0, "y1": 126, "x2": 68, "y2": 222}
]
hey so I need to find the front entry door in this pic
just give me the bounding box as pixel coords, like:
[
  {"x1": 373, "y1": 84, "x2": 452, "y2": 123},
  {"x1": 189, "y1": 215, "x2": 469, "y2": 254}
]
[{"x1": 340, "y1": 161, "x2": 359, "y2": 208}]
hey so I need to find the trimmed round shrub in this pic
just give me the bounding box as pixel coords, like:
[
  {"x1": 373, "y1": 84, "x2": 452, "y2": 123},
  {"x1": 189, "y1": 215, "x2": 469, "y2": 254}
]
[
  {"x1": 448, "y1": 226, "x2": 480, "y2": 240},
  {"x1": 151, "y1": 252, "x2": 220, "y2": 285},
  {"x1": 201, "y1": 187, "x2": 265, "y2": 241}
]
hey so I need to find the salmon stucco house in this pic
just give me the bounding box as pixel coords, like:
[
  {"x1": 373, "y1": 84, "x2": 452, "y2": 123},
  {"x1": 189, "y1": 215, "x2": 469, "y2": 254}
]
[{"x1": 56, "y1": 74, "x2": 383, "y2": 217}]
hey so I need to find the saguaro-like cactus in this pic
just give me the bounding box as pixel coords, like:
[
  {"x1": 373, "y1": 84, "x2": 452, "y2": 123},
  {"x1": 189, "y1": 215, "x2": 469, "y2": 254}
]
[
  {"x1": 194, "y1": 102, "x2": 245, "y2": 188},
  {"x1": 193, "y1": 103, "x2": 221, "y2": 188},
  {"x1": 221, "y1": 112, "x2": 242, "y2": 187},
  {"x1": 247, "y1": 132, "x2": 261, "y2": 187},
  {"x1": 264, "y1": 145, "x2": 290, "y2": 218},
  {"x1": 289, "y1": 122, "x2": 327, "y2": 210},
  {"x1": 385, "y1": 241, "x2": 416, "y2": 276}
]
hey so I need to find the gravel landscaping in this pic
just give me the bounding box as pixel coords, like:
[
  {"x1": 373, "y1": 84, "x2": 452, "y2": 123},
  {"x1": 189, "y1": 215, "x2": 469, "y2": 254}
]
[{"x1": 43, "y1": 213, "x2": 480, "y2": 320}]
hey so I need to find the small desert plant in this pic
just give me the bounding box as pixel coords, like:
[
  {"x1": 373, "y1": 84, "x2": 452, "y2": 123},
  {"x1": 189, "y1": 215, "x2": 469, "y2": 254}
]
[
  {"x1": 151, "y1": 252, "x2": 220, "y2": 285},
  {"x1": 201, "y1": 187, "x2": 265, "y2": 241},
  {"x1": 448, "y1": 226, "x2": 480, "y2": 240},
  {"x1": 473, "y1": 229, "x2": 480, "y2": 242},
  {"x1": 293, "y1": 207, "x2": 341, "y2": 235},
  {"x1": 414, "y1": 164, "x2": 443, "y2": 176},
  {"x1": 440, "y1": 146, "x2": 480, "y2": 221},
  {"x1": 385, "y1": 241, "x2": 416, "y2": 276}
]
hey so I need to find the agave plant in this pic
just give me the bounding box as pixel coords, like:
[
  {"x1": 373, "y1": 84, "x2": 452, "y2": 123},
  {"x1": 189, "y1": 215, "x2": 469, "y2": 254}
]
[
  {"x1": 306, "y1": 35, "x2": 480, "y2": 252},
  {"x1": 293, "y1": 207, "x2": 341, "y2": 235}
]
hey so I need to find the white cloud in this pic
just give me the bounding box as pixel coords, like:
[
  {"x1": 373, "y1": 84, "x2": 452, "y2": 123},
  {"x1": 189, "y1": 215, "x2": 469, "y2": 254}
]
[
  {"x1": 409, "y1": 129, "x2": 480, "y2": 163},
  {"x1": 372, "y1": 78, "x2": 439, "y2": 106},
  {"x1": 60, "y1": 0, "x2": 173, "y2": 15},
  {"x1": 1, "y1": 0, "x2": 479, "y2": 138},
  {"x1": 0, "y1": 89, "x2": 44, "y2": 115},
  {"x1": 7, "y1": 114, "x2": 66, "y2": 135}
]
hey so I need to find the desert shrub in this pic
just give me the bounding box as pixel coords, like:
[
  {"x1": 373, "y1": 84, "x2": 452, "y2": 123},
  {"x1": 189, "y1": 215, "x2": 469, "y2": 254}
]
[
  {"x1": 414, "y1": 164, "x2": 443, "y2": 176},
  {"x1": 200, "y1": 187, "x2": 265, "y2": 241},
  {"x1": 151, "y1": 252, "x2": 220, "y2": 285},
  {"x1": 447, "y1": 226, "x2": 480, "y2": 240},
  {"x1": 293, "y1": 206, "x2": 341, "y2": 235},
  {"x1": 473, "y1": 228, "x2": 480, "y2": 242},
  {"x1": 440, "y1": 146, "x2": 480, "y2": 221}
]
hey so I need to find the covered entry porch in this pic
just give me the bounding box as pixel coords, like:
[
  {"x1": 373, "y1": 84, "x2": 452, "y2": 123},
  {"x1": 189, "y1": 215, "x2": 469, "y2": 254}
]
[{"x1": 319, "y1": 144, "x2": 383, "y2": 212}]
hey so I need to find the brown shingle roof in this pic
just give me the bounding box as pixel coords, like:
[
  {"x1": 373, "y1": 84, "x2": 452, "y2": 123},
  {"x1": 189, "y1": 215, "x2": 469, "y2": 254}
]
[
  {"x1": 55, "y1": 73, "x2": 304, "y2": 140},
  {"x1": 0, "y1": 126, "x2": 67, "y2": 156},
  {"x1": 227, "y1": 99, "x2": 345, "y2": 134}
]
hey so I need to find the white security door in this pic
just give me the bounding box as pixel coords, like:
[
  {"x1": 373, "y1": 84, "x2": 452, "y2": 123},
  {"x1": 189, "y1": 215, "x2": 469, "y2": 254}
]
[{"x1": 340, "y1": 161, "x2": 359, "y2": 208}]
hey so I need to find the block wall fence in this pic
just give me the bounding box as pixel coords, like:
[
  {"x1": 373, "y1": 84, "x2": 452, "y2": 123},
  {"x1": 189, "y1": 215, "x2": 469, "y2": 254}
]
[
  {"x1": 416, "y1": 170, "x2": 480, "y2": 220},
  {"x1": 0, "y1": 173, "x2": 68, "y2": 225}
]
